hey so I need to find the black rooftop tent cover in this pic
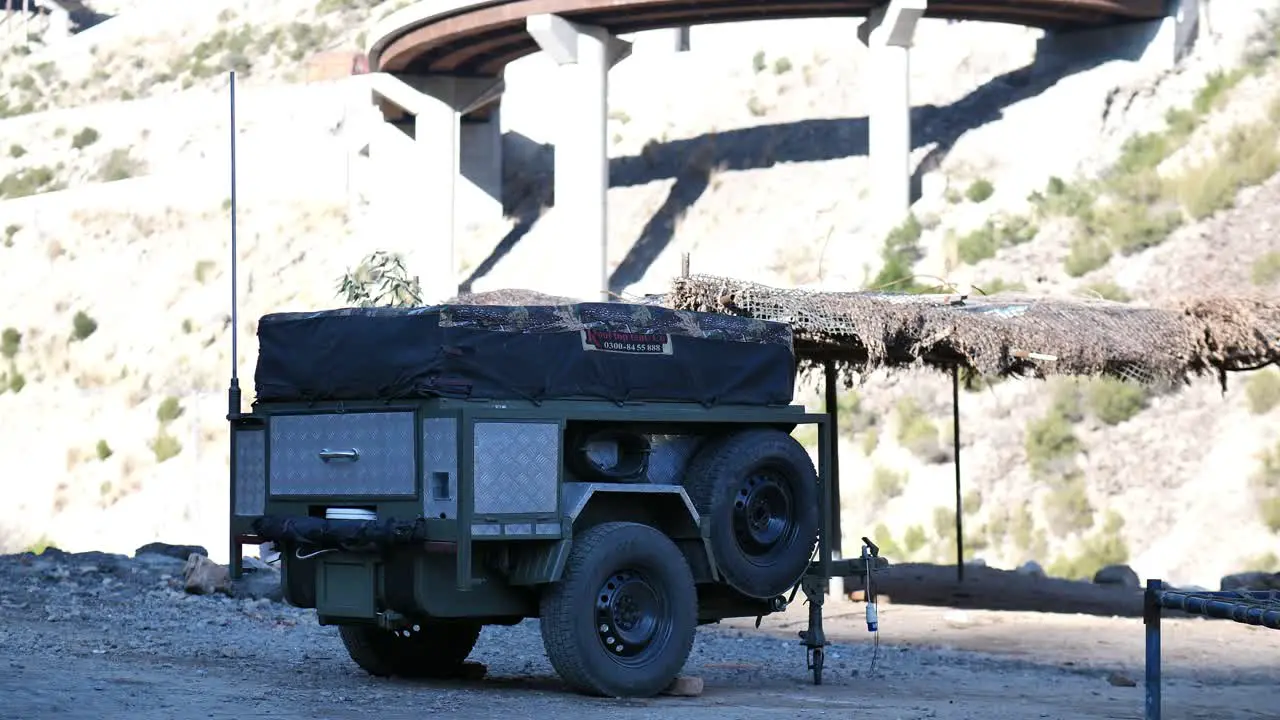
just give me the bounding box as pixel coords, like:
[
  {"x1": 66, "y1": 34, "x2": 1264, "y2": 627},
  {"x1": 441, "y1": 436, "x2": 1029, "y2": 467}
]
[{"x1": 253, "y1": 303, "x2": 796, "y2": 407}]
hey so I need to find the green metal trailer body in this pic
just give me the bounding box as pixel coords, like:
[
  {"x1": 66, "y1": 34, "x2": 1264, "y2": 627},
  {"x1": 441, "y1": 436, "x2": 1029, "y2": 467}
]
[{"x1": 227, "y1": 394, "x2": 885, "y2": 696}]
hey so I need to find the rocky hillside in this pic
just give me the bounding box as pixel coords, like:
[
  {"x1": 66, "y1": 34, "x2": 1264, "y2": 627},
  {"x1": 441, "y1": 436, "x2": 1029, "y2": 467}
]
[{"x1": 1, "y1": 0, "x2": 1279, "y2": 590}]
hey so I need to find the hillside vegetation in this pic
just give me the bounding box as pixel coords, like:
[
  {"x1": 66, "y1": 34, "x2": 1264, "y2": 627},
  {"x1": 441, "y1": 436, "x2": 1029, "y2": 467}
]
[{"x1": 1, "y1": 0, "x2": 1279, "y2": 589}]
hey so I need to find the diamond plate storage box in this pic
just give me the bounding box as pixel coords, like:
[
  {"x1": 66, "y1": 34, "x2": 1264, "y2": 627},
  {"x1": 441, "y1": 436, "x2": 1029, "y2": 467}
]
[{"x1": 253, "y1": 303, "x2": 795, "y2": 407}]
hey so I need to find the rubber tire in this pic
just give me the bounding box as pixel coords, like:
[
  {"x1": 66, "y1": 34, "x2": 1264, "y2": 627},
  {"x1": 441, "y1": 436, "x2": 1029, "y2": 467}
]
[
  {"x1": 338, "y1": 620, "x2": 482, "y2": 679},
  {"x1": 539, "y1": 521, "x2": 697, "y2": 698},
  {"x1": 684, "y1": 428, "x2": 820, "y2": 599}
]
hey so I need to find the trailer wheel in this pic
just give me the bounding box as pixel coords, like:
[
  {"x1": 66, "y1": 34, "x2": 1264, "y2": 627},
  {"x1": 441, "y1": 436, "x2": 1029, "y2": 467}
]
[
  {"x1": 338, "y1": 620, "x2": 481, "y2": 679},
  {"x1": 685, "y1": 428, "x2": 819, "y2": 599},
  {"x1": 539, "y1": 521, "x2": 697, "y2": 698}
]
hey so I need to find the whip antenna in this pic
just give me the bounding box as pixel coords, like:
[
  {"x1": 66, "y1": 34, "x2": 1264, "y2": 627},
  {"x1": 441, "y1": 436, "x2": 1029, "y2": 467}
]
[{"x1": 226, "y1": 70, "x2": 241, "y2": 420}]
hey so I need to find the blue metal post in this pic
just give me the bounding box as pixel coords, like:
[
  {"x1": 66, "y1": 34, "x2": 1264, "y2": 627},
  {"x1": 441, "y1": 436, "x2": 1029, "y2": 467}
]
[{"x1": 1144, "y1": 579, "x2": 1162, "y2": 720}]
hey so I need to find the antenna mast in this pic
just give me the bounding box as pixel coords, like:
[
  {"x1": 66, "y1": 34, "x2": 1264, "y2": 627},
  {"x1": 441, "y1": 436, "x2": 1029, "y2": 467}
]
[{"x1": 226, "y1": 71, "x2": 241, "y2": 420}]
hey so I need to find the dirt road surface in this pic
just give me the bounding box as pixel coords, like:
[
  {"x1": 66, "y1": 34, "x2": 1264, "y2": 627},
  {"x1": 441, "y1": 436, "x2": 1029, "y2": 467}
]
[{"x1": 0, "y1": 549, "x2": 1275, "y2": 720}]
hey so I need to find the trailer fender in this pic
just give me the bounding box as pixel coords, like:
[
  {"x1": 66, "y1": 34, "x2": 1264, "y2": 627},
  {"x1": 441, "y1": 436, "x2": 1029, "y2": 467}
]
[{"x1": 557, "y1": 483, "x2": 717, "y2": 583}]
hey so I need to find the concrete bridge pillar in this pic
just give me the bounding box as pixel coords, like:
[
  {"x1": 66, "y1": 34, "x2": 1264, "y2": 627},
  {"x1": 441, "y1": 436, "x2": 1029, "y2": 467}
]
[
  {"x1": 528, "y1": 13, "x2": 633, "y2": 302},
  {"x1": 858, "y1": 0, "x2": 927, "y2": 238},
  {"x1": 631, "y1": 26, "x2": 690, "y2": 54},
  {"x1": 364, "y1": 73, "x2": 504, "y2": 303}
]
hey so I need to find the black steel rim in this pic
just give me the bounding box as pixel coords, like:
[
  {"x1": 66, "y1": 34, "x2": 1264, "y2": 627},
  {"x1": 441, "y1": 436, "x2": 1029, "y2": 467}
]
[
  {"x1": 732, "y1": 464, "x2": 798, "y2": 566},
  {"x1": 595, "y1": 569, "x2": 670, "y2": 666}
]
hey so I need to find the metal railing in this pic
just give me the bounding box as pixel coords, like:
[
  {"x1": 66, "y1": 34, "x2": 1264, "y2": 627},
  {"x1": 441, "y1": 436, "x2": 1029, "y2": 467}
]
[{"x1": 1143, "y1": 578, "x2": 1280, "y2": 720}]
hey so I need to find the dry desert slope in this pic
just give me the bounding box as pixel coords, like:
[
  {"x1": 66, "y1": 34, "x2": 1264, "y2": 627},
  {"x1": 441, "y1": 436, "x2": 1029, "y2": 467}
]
[{"x1": 0, "y1": 0, "x2": 1279, "y2": 591}]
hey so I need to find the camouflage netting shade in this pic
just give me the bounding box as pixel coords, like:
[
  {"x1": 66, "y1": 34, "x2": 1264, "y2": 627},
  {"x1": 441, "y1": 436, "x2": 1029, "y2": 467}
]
[{"x1": 658, "y1": 274, "x2": 1280, "y2": 387}]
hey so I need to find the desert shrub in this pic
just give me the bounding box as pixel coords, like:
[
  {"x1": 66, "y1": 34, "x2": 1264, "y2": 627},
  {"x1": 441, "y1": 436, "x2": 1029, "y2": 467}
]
[
  {"x1": 902, "y1": 524, "x2": 927, "y2": 554},
  {"x1": 157, "y1": 396, "x2": 184, "y2": 424},
  {"x1": 772, "y1": 57, "x2": 792, "y2": 74},
  {"x1": 861, "y1": 427, "x2": 879, "y2": 455},
  {"x1": 98, "y1": 148, "x2": 146, "y2": 182},
  {"x1": 1080, "y1": 281, "x2": 1131, "y2": 302},
  {"x1": 2, "y1": 224, "x2": 18, "y2": 247},
  {"x1": 895, "y1": 397, "x2": 946, "y2": 462},
  {"x1": 975, "y1": 277, "x2": 1026, "y2": 295},
  {"x1": 95, "y1": 439, "x2": 113, "y2": 461},
  {"x1": 1241, "y1": 551, "x2": 1280, "y2": 573},
  {"x1": 931, "y1": 506, "x2": 953, "y2": 538},
  {"x1": 1170, "y1": 122, "x2": 1280, "y2": 220},
  {"x1": 70, "y1": 127, "x2": 100, "y2": 150},
  {"x1": 1047, "y1": 511, "x2": 1129, "y2": 580},
  {"x1": 194, "y1": 259, "x2": 216, "y2": 284},
  {"x1": 1042, "y1": 474, "x2": 1094, "y2": 535},
  {"x1": 746, "y1": 95, "x2": 767, "y2": 117},
  {"x1": 870, "y1": 465, "x2": 907, "y2": 506},
  {"x1": 956, "y1": 215, "x2": 1038, "y2": 265},
  {"x1": 7, "y1": 144, "x2": 25, "y2": 158},
  {"x1": 965, "y1": 178, "x2": 994, "y2": 203},
  {"x1": 1253, "y1": 252, "x2": 1280, "y2": 286},
  {"x1": 0, "y1": 165, "x2": 56, "y2": 199},
  {"x1": 0, "y1": 327, "x2": 19, "y2": 359},
  {"x1": 752, "y1": 50, "x2": 766, "y2": 73},
  {"x1": 791, "y1": 423, "x2": 818, "y2": 450},
  {"x1": 1253, "y1": 443, "x2": 1280, "y2": 532},
  {"x1": 1246, "y1": 370, "x2": 1280, "y2": 415},
  {"x1": 71, "y1": 311, "x2": 98, "y2": 341},
  {"x1": 8, "y1": 371, "x2": 25, "y2": 393},
  {"x1": 150, "y1": 431, "x2": 182, "y2": 463},
  {"x1": 869, "y1": 215, "x2": 926, "y2": 291},
  {"x1": 962, "y1": 489, "x2": 982, "y2": 516},
  {"x1": 1025, "y1": 406, "x2": 1080, "y2": 478},
  {"x1": 870, "y1": 523, "x2": 904, "y2": 561},
  {"x1": 1063, "y1": 235, "x2": 1112, "y2": 277},
  {"x1": 1085, "y1": 377, "x2": 1149, "y2": 425},
  {"x1": 835, "y1": 389, "x2": 874, "y2": 436}
]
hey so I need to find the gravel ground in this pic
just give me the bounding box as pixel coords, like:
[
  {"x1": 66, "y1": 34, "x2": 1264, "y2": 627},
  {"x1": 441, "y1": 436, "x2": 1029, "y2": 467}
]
[{"x1": 0, "y1": 548, "x2": 1275, "y2": 720}]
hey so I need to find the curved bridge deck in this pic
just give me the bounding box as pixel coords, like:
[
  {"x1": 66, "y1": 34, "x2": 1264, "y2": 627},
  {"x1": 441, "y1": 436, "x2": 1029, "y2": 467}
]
[{"x1": 370, "y1": 0, "x2": 1166, "y2": 74}]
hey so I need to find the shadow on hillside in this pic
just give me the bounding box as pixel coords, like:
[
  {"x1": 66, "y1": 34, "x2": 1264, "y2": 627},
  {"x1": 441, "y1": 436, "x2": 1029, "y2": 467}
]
[{"x1": 466, "y1": 47, "x2": 1116, "y2": 295}]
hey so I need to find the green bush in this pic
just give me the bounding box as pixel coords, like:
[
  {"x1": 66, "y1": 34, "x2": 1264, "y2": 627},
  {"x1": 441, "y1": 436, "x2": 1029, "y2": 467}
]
[
  {"x1": 1085, "y1": 377, "x2": 1149, "y2": 425},
  {"x1": 1047, "y1": 510, "x2": 1129, "y2": 580},
  {"x1": 752, "y1": 50, "x2": 766, "y2": 73},
  {"x1": 1169, "y1": 122, "x2": 1280, "y2": 220},
  {"x1": 8, "y1": 371, "x2": 25, "y2": 393},
  {"x1": 157, "y1": 396, "x2": 184, "y2": 424},
  {"x1": 965, "y1": 178, "x2": 994, "y2": 203},
  {"x1": 1253, "y1": 252, "x2": 1280, "y2": 286},
  {"x1": 1246, "y1": 370, "x2": 1280, "y2": 415},
  {"x1": 870, "y1": 465, "x2": 907, "y2": 506},
  {"x1": 1025, "y1": 407, "x2": 1080, "y2": 478},
  {"x1": 98, "y1": 148, "x2": 145, "y2": 182},
  {"x1": 1042, "y1": 474, "x2": 1094, "y2": 535},
  {"x1": 1081, "y1": 281, "x2": 1131, "y2": 302},
  {"x1": 895, "y1": 397, "x2": 944, "y2": 462},
  {"x1": 70, "y1": 127, "x2": 100, "y2": 150},
  {"x1": 902, "y1": 524, "x2": 927, "y2": 554},
  {"x1": 71, "y1": 311, "x2": 97, "y2": 341},
  {"x1": 0, "y1": 166, "x2": 56, "y2": 199},
  {"x1": 150, "y1": 431, "x2": 182, "y2": 463},
  {"x1": 0, "y1": 327, "x2": 19, "y2": 359},
  {"x1": 194, "y1": 259, "x2": 216, "y2": 284},
  {"x1": 861, "y1": 427, "x2": 879, "y2": 456},
  {"x1": 772, "y1": 57, "x2": 792, "y2": 74},
  {"x1": 869, "y1": 215, "x2": 926, "y2": 291},
  {"x1": 955, "y1": 215, "x2": 1038, "y2": 265},
  {"x1": 95, "y1": 439, "x2": 113, "y2": 461},
  {"x1": 870, "y1": 523, "x2": 903, "y2": 560},
  {"x1": 1253, "y1": 444, "x2": 1280, "y2": 532},
  {"x1": 1063, "y1": 235, "x2": 1112, "y2": 277},
  {"x1": 7, "y1": 144, "x2": 25, "y2": 158},
  {"x1": 2, "y1": 224, "x2": 18, "y2": 247}
]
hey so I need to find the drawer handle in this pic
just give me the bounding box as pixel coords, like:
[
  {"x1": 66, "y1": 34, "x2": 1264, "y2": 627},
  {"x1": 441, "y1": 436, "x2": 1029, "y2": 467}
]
[{"x1": 318, "y1": 448, "x2": 360, "y2": 462}]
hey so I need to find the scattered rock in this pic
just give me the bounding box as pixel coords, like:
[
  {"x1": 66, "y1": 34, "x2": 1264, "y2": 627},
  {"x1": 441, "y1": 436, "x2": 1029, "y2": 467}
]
[
  {"x1": 231, "y1": 567, "x2": 284, "y2": 603},
  {"x1": 1106, "y1": 672, "x2": 1137, "y2": 688},
  {"x1": 136, "y1": 543, "x2": 209, "y2": 562},
  {"x1": 1220, "y1": 572, "x2": 1280, "y2": 591},
  {"x1": 663, "y1": 675, "x2": 704, "y2": 697},
  {"x1": 1093, "y1": 565, "x2": 1139, "y2": 588},
  {"x1": 183, "y1": 554, "x2": 231, "y2": 596},
  {"x1": 1016, "y1": 561, "x2": 1045, "y2": 578}
]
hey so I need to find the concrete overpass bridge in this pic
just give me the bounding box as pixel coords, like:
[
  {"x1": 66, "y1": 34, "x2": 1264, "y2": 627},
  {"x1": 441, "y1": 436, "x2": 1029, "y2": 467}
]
[{"x1": 358, "y1": 0, "x2": 1200, "y2": 302}]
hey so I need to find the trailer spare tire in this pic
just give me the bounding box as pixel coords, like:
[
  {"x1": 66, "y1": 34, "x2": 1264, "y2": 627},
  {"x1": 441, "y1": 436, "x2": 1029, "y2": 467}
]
[{"x1": 684, "y1": 428, "x2": 819, "y2": 599}]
